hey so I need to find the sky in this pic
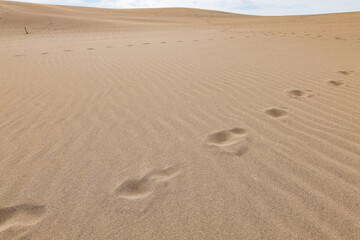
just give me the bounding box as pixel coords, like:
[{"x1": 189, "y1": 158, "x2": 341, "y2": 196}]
[{"x1": 9, "y1": 0, "x2": 360, "y2": 16}]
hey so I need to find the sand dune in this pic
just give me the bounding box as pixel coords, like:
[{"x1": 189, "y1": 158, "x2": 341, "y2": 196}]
[{"x1": 1, "y1": 1, "x2": 360, "y2": 239}]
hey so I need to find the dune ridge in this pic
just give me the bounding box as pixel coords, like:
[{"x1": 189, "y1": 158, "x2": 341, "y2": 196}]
[{"x1": 1, "y1": 1, "x2": 360, "y2": 239}]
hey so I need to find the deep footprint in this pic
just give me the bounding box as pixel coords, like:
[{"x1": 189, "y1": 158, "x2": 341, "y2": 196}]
[
  {"x1": 264, "y1": 107, "x2": 289, "y2": 118},
  {"x1": 205, "y1": 128, "x2": 249, "y2": 156},
  {"x1": 114, "y1": 165, "x2": 181, "y2": 199},
  {"x1": 0, "y1": 204, "x2": 46, "y2": 233}
]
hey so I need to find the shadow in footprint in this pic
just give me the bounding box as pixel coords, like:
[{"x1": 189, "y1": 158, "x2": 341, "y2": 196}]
[
  {"x1": 205, "y1": 128, "x2": 250, "y2": 156},
  {"x1": 40, "y1": 52, "x2": 48, "y2": 55},
  {"x1": 161, "y1": 42, "x2": 167, "y2": 44},
  {"x1": 114, "y1": 165, "x2": 181, "y2": 200},
  {"x1": 143, "y1": 43, "x2": 151, "y2": 45},
  {"x1": 87, "y1": 48, "x2": 94, "y2": 50},
  {"x1": 264, "y1": 107, "x2": 289, "y2": 118},
  {"x1": 0, "y1": 204, "x2": 47, "y2": 233}
]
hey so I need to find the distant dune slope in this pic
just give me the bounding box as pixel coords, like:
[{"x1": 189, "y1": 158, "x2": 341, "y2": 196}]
[{"x1": 1, "y1": 1, "x2": 359, "y2": 37}]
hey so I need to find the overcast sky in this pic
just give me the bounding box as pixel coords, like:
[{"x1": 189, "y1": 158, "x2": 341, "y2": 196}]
[{"x1": 10, "y1": 0, "x2": 360, "y2": 16}]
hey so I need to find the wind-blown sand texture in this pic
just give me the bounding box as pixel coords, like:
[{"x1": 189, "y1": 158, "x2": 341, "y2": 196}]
[{"x1": 1, "y1": 1, "x2": 360, "y2": 239}]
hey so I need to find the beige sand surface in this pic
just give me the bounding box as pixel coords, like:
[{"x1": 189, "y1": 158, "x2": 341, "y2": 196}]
[{"x1": 1, "y1": 1, "x2": 360, "y2": 239}]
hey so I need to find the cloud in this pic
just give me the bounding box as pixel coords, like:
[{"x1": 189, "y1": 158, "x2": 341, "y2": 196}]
[{"x1": 8, "y1": 0, "x2": 360, "y2": 15}]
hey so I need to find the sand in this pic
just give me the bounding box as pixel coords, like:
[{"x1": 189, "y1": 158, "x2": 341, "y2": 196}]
[{"x1": 1, "y1": 1, "x2": 360, "y2": 239}]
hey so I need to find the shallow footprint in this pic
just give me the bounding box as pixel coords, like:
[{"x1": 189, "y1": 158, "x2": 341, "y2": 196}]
[
  {"x1": 326, "y1": 80, "x2": 345, "y2": 86},
  {"x1": 205, "y1": 128, "x2": 246, "y2": 146},
  {"x1": 87, "y1": 48, "x2": 94, "y2": 50},
  {"x1": 338, "y1": 70, "x2": 354, "y2": 75},
  {"x1": 114, "y1": 177, "x2": 154, "y2": 200},
  {"x1": 146, "y1": 165, "x2": 182, "y2": 182},
  {"x1": 114, "y1": 165, "x2": 181, "y2": 200},
  {"x1": 264, "y1": 107, "x2": 289, "y2": 118},
  {"x1": 205, "y1": 128, "x2": 249, "y2": 156},
  {"x1": 286, "y1": 89, "x2": 313, "y2": 98},
  {"x1": 0, "y1": 204, "x2": 46, "y2": 233}
]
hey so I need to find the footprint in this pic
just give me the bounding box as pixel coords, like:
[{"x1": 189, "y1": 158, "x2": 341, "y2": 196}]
[
  {"x1": 193, "y1": 40, "x2": 198, "y2": 42},
  {"x1": 0, "y1": 204, "x2": 46, "y2": 233},
  {"x1": 327, "y1": 80, "x2": 345, "y2": 86},
  {"x1": 264, "y1": 107, "x2": 289, "y2": 118},
  {"x1": 114, "y1": 165, "x2": 181, "y2": 200},
  {"x1": 142, "y1": 43, "x2": 150, "y2": 45},
  {"x1": 114, "y1": 177, "x2": 154, "y2": 199},
  {"x1": 161, "y1": 42, "x2": 167, "y2": 44},
  {"x1": 286, "y1": 89, "x2": 313, "y2": 98},
  {"x1": 338, "y1": 70, "x2": 354, "y2": 75},
  {"x1": 145, "y1": 165, "x2": 181, "y2": 182},
  {"x1": 205, "y1": 128, "x2": 250, "y2": 156},
  {"x1": 176, "y1": 40, "x2": 183, "y2": 43},
  {"x1": 87, "y1": 48, "x2": 94, "y2": 50},
  {"x1": 127, "y1": 45, "x2": 133, "y2": 47},
  {"x1": 40, "y1": 52, "x2": 48, "y2": 55}
]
